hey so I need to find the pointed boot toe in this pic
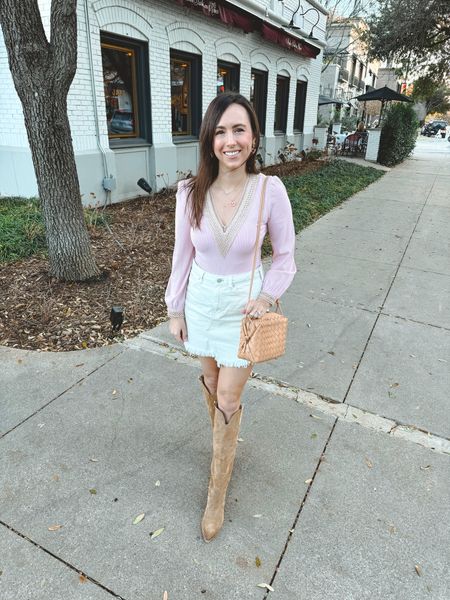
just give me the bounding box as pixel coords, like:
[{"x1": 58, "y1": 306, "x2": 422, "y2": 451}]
[{"x1": 201, "y1": 510, "x2": 223, "y2": 542}]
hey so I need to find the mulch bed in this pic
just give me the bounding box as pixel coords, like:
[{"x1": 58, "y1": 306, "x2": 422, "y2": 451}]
[{"x1": 0, "y1": 160, "x2": 323, "y2": 352}]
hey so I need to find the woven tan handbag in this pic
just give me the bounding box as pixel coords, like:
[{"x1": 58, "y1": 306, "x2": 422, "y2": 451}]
[{"x1": 238, "y1": 176, "x2": 288, "y2": 364}]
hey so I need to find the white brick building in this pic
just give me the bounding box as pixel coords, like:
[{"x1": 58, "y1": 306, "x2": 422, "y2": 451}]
[{"x1": 0, "y1": 0, "x2": 327, "y2": 204}]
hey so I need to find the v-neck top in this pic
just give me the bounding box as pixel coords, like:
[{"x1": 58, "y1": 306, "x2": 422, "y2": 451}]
[{"x1": 165, "y1": 173, "x2": 297, "y2": 317}]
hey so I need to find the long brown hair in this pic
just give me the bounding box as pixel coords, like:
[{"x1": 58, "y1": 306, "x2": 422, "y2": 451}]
[{"x1": 186, "y1": 93, "x2": 260, "y2": 228}]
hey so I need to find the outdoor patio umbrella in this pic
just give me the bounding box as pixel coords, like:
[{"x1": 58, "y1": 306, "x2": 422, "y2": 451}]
[{"x1": 353, "y1": 86, "x2": 413, "y2": 123}]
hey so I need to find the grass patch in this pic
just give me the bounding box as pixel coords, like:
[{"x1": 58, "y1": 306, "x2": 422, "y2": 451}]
[
  {"x1": 284, "y1": 159, "x2": 384, "y2": 234},
  {"x1": 0, "y1": 197, "x2": 109, "y2": 263},
  {"x1": 262, "y1": 159, "x2": 384, "y2": 256},
  {"x1": 0, "y1": 198, "x2": 46, "y2": 263}
]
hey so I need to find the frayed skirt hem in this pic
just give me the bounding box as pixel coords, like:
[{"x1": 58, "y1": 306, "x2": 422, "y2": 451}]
[{"x1": 183, "y1": 344, "x2": 251, "y2": 368}]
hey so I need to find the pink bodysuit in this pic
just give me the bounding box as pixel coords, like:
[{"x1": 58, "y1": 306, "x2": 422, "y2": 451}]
[{"x1": 165, "y1": 173, "x2": 297, "y2": 317}]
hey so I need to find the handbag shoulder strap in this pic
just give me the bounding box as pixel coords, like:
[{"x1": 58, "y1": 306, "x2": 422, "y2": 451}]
[{"x1": 247, "y1": 174, "x2": 269, "y2": 305}]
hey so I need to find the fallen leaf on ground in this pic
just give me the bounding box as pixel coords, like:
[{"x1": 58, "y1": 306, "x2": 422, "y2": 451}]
[
  {"x1": 79, "y1": 574, "x2": 87, "y2": 583},
  {"x1": 365, "y1": 457, "x2": 373, "y2": 468},
  {"x1": 89, "y1": 488, "x2": 97, "y2": 495},
  {"x1": 255, "y1": 556, "x2": 261, "y2": 567},
  {"x1": 133, "y1": 513, "x2": 145, "y2": 525},
  {"x1": 257, "y1": 583, "x2": 274, "y2": 591},
  {"x1": 48, "y1": 525, "x2": 63, "y2": 531},
  {"x1": 415, "y1": 564, "x2": 422, "y2": 576},
  {"x1": 150, "y1": 527, "x2": 165, "y2": 539}
]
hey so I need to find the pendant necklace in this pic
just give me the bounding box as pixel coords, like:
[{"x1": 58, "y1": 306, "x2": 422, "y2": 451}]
[{"x1": 214, "y1": 176, "x2": 248, "y2": 207}]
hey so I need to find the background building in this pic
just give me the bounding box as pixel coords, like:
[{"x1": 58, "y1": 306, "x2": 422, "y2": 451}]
[
  {"x1": 0, "y1": 0, "x2": 327, "y2": 205},
  {"x1": 319, "y1": 16, "x2": 379, "y2": 124}
]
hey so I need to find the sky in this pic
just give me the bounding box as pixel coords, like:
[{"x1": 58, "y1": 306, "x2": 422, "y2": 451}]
[{"x1": 321, "y1": 0, "x2": 379, "y2": 18}]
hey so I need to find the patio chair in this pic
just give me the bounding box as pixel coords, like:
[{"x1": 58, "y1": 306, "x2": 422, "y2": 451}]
[{"x1": 341, "y1": 132, "x2": 368, "y2": 157}]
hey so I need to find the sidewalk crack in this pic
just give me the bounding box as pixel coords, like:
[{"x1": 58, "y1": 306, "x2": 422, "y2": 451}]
[
  {"x1": 0, "y1": 348, "x2": 126, "y2": 441},
  {"x1": 0, "y1": 521, "x2": 127, "y2": 599}
]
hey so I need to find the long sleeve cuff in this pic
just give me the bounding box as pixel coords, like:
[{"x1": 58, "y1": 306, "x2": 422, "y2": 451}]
[
  {"x1": 168, "y1": 310, "x2": 185, "y2": 319},
  {"x1": 257, "y1": 291, "x2": 276, "y2": 306}
]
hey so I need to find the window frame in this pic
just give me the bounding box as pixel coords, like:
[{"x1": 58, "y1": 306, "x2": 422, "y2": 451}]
[
  {"x1": 274, "y1": 75, "x2": 290, "y2": 134},
  {"x1": 170, "y1": 49, "x2": 202, "y2": 141},
  {"x1": 250, "y1": 68, "x2": 268, "y2": 135},
  {"x1": 217, "y1": 60, "x2": 240, "y2": 95},
  {"x1": 293, "y1": 79, "x2": 308, "y2": 133},
  {"x1": 100, "y1": 32, "x2": 151, "y2": 147}
]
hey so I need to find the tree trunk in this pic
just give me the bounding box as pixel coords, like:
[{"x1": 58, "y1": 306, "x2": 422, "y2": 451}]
[{"x1": 0, "y1": 0, "x2": 100, "y2": 281}]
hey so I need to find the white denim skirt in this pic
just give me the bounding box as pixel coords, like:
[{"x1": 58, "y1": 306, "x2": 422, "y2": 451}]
[{"x1": 184, "y1": 261, "x2": 263, "y2": 368}]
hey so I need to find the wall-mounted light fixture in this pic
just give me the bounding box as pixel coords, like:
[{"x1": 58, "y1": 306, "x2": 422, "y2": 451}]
[{"x1": 278, "y1": 1, "x2": 320, "y2": 39}]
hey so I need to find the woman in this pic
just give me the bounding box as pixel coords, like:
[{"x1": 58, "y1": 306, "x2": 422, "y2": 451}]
[{"x1": 165, "y1": 92, "x2": 296, "y2": 542}]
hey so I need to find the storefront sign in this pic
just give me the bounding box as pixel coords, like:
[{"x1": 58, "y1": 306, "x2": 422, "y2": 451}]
[
  {"x1": 261, "y1": 23, "x2": 319, "y2": 59},
  {"x1": 177, "y1": 0, "x2": 256, "y2": 32},
  {"x1": 177, "y1": 0, "x2": 219, "y2": 17}
]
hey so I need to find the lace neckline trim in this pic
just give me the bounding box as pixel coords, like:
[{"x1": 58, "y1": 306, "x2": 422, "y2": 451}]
[{"x1": 205, "y1": 174, "x2": 260, "y2": 258}]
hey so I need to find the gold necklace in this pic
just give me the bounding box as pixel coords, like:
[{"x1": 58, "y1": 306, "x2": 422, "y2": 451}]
[{"x1": 213, "y1": 176, "x2": 248, "y2": 200}]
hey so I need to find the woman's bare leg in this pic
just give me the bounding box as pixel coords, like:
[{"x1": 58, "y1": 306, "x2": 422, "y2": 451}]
[
  {"x1": 199, "y1": 356, "x2": 220, "y2": 395},
  {"x1": 216, "y1": 365, "x2": 252, "y2": 423}
]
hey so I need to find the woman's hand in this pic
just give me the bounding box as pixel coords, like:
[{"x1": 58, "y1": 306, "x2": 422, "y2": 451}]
[
  {"x1": 242, "y1": 298, "x2": 271, "y2": 319},
  {"x1": 169, "y1": 317, "x2": 188, "y2": 342}
]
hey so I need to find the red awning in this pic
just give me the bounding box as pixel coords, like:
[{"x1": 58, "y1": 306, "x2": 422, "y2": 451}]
[
  {"x1": 176, "y1": 0, "x2": 256, "y2": 32},
  {"x1": 219, "y1": 4, "x2": 255, "y2": 32},
  {"x1": 261, "y1": 22, "x2": 320, "y2": 59},
  {"x1": 176, "y1": 1, "x2": 320, "y2": 59}
]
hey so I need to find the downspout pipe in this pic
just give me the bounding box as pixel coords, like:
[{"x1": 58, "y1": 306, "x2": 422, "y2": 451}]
[{"x1": 83, "y1": 0, "x2": 110, "y2": 186}]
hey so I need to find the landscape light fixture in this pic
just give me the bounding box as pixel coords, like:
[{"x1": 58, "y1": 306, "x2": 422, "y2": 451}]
[
  {"x1": 137, "y1": 178, "x2": 152, "y2": 194},
  {"x1": 110, "y1": 306, "x2": 124, "y2": 332},
  {"x1": 278, "y1": 1, "x2": 320, "y2": 38}
]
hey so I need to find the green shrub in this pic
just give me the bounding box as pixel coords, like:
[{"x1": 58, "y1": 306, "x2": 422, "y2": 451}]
[{"x1": 378, "y1": 103, "x2": 419, "y2": 166}]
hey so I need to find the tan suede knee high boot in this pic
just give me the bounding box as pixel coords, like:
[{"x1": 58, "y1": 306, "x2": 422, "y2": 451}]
[
  {"x1": 198, "y1": 375, "x2": 217, "y2": 427},
  {"x1": 201, "y1": 405, "x2": 242, "y2": 542}
]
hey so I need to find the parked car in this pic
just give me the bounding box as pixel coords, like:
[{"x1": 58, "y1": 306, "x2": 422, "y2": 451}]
[
  {"x1": 109, "y1": 110, "x2": 134, "y2": 134},
  {"x1": 421, "y1": 120, "x2": 448, "y2": 137}
]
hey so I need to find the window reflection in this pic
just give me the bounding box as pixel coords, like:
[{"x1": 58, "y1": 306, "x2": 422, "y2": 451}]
[
  {"x1": 217, "y1": 62, "x2": 239, "y2": 95},
  {"x1": 171, "y1": 58, "x2": 191, "y2": 135},
  {"x1": 102, "y1": 43, "x2": 138, "y2": 138}
]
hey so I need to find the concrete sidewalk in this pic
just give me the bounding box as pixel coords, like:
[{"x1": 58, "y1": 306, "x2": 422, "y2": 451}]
[{"x1": 1, "y1": 137, "x2": 449, "y2": 600}]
